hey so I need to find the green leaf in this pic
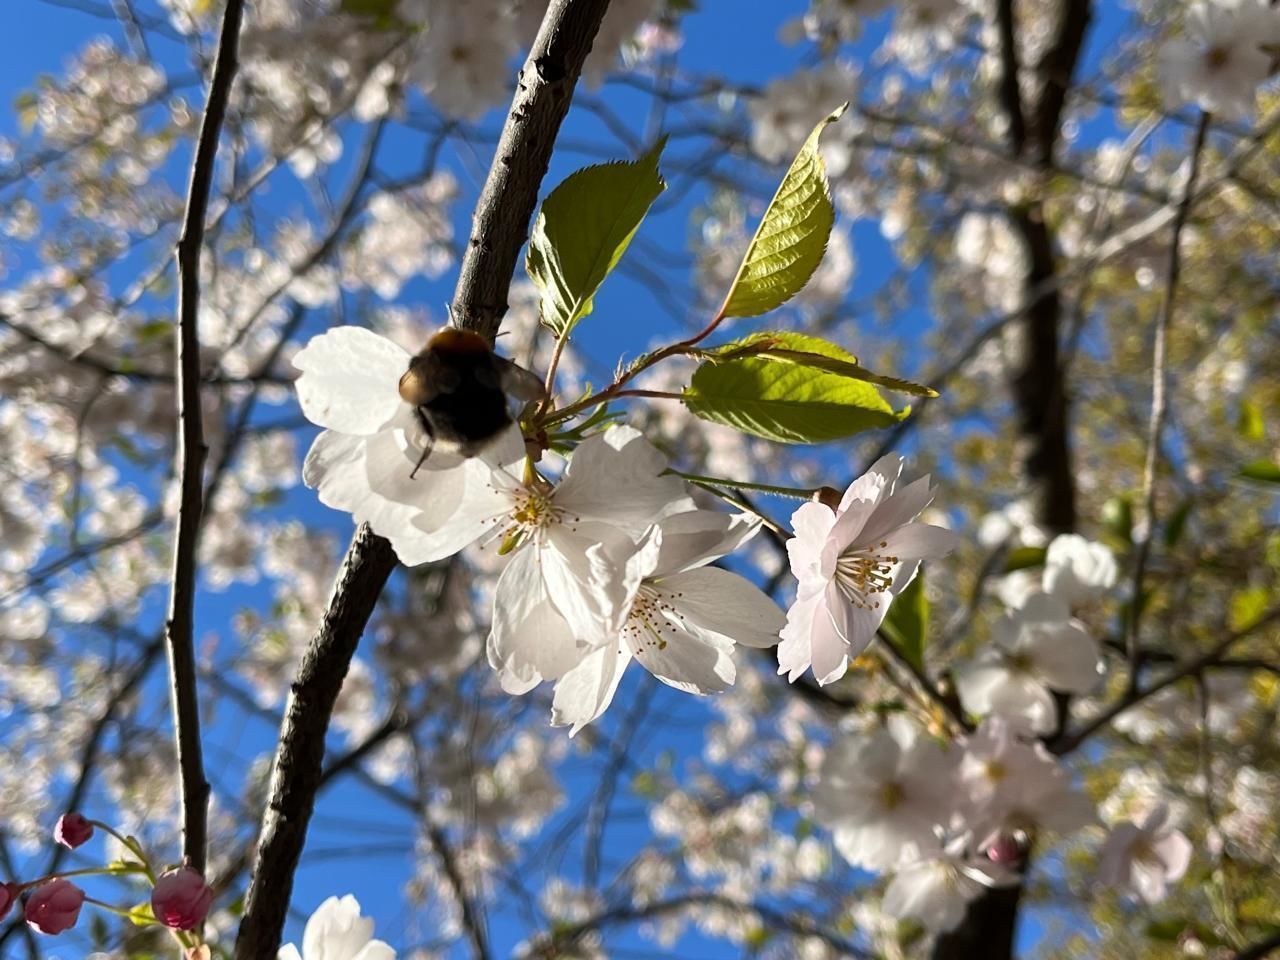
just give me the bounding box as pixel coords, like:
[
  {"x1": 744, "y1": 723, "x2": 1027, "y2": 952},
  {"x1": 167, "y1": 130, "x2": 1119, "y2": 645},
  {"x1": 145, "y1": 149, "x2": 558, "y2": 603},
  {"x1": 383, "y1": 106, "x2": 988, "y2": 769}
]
[
  {"x1": 751, "y1": 346, "x2": 938, "y2": 397},
  {"x1": 338, "y1": 0, "x2": 408, "y2": 27},
  {"x1": 1004, "y1": 545, "x2": 1046, "y2": 572},
  {"x1": 125, "y1": 901, "x2": 157, "y2": 927},
  {"x1": 683, "y1": 331, "x2": 908, "y2": 443},
  {"x1": 719, "y1": 104, "x2": 846, "y2": 319},
  {"x1": 1102, "y1": 495, "x2": 1133, "y2": 543},
  {"x1": 882, "y1": 570, "x2": 929, "y2": 671},
  {"x1": 1163, "y1": 500, "x2": 1193, "y2": 548},
  {"x1": 1237, "y1": 398, "x2": 1265, "y2": 441},
  {"x1": 527, "y1": 139, "x2": 667, "y2": 338},
  {"x1": 104, "y1": 858, "x2": 149, "y2": 876},
  {"x1": 1240, "y1": 459, "x2": 1280, "y2": 484},
  {"x1": 1229, "y1": 586, "x2": 1270, "y2": 632}
]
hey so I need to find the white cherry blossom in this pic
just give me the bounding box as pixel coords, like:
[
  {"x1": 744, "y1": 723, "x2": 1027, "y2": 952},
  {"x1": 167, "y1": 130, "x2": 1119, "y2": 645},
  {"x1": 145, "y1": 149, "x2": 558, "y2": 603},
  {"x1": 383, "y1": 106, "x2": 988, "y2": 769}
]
[
  {"x1": 1043, "y1": 533, "x2": 1117, "y2": 607},
  {"x1": 812, "y1": 718, "x2": 957, "y2": 870},
  {"x1": 294, "y1": 325, "x2": 525, "y2": 566},
  {"x1": 955, "y1": 592, "x2": 1101, "y2": 734},
  {"x1": 1158, "y1": 0, "x2": 1280, "y2": 119},
  {"x1": 551, "y1": 510, "x2": 785, "y2": 734},
  {"x1": 778, "y1": 454, "x2": 960, "y2": 685},
  {"x1": 407, "y1": 426, "x2": 695, "y2": 696},
  {"x1": 882, "y1": 837, "x2": 1015, "y2": 934},
  {"x1": 278, "y1": 895, "x2": 394, "y2": 960},
  {"x1": 958, "y1": 718, "x2": 1095, "y2": 847},
  {"x1": 1096, "y1": 803, "x2": 1192, "y2": 905}
]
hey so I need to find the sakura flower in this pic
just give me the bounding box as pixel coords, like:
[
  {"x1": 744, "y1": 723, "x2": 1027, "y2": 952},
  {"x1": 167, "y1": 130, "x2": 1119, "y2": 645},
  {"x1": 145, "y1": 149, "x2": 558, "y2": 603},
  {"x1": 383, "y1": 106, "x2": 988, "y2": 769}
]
[
  {"x1": 1158, "y1": 0, "x2": 1280, "y2": 120},
  {"x1": 778, "y1": 454, "x2": 960, "y2": 685},
  {"x1": 958, "y1": 718, "x2": 1095, "y2": 847},
  {"x1": 812, "y1": 717, "x2": 957, "y2": 870},
  {"x1": 1097, "y1": 803, "x2": 1192, "y2": 904},
  {"x1": 278, "y1": 895, "x2": 394, "y2": 960},
  {"x1": 1042, "y1": 533, "x2": 1117, "y2": 607},
  {"x1": 295, "y1": 326, "x2": 523, "y2": 565},
  {"x1": 882, "y1": 837, "x2": 1015, "y2": 934},
  {"x1": 551, "y1": 510, "x2": 785, "y2": 734},
  {"x1": 954, "y1": 592, "x2": 1101, "y2": 734},
  {"x1": 420, "y1": 425, "x2": 693, "y2": 694}
]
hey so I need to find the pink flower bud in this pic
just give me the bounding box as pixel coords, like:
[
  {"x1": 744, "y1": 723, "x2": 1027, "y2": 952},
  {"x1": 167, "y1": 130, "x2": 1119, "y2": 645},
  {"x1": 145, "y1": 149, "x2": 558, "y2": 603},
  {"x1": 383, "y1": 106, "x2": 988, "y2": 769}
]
[
  {"x1": 53, "y1": 813, "x2": 94, "y2": 850},
  {"x1": 0, "y1": 882, "x2": 17, "y2": 921},
  {"x1": 151, "y1": 867, "x2": 213, "y2": 931},
  {"x1": 25, "y1": 879, "x2": 85, "y2": 935},
  {"x1": 984, "y1": 832, "x2": 1024, "y2": 865}
]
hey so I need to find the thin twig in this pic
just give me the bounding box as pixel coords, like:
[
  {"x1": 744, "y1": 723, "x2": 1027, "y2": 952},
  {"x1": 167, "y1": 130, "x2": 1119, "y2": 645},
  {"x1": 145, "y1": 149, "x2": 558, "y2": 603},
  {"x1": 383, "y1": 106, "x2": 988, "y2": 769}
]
[
  {"x1": 1125, "y1": 113, "x2": 1211, "y2": 691},
  {"x1": 1052, "y1": 606, "x2": 1280, "y2": 755},
  {"x1": 163, "y1": 0, "x2": 244, "y2": 876}
]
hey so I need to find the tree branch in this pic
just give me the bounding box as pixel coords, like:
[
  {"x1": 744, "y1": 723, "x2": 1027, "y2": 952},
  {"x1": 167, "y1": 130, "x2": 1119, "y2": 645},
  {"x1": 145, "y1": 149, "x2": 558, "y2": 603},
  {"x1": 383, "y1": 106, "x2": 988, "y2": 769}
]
[
  {"x1": 1051, "y1": 606, "x2": 1280, "y2": 755},
  {"x1": 232, "y1": 524, "x2": 398, "y2": 960},
  {"x1": 164, "y1": 0, "x2": 243, "y2": 874},
  {"x1": 232, "y1": 2, "x2": 613, "y2": 955},
  {"x1": 1125, "y1": 113, "x2": 1211, "y2": 688}
]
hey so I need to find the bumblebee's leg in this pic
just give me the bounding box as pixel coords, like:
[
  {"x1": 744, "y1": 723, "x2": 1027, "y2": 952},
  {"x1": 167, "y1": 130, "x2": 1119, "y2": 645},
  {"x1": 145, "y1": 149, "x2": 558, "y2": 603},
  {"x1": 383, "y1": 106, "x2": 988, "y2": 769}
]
[{"x1": 410, "y1": 409, "x2": 435, "y2": 479}]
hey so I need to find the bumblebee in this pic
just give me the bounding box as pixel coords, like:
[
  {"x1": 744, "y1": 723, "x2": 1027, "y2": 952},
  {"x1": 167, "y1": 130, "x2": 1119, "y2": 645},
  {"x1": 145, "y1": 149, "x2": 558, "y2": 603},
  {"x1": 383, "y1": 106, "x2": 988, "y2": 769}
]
[{"x1": 398, "y1": 327, "x2": 545, "y2": 477}]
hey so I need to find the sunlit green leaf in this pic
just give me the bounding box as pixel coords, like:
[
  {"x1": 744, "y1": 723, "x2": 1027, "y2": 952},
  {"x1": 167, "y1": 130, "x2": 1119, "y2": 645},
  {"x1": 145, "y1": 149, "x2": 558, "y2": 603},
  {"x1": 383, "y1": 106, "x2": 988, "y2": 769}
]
[
  {"x1": 683, "y1": 331, "x2": 907, "y2": 443},
  {"x1": 1004, "y1": 545, "x2": 1047, "y2": 572},
  {"x1": 882, "y1": 570, "x2": 929, "y2": 671},
  {"x1": 1237, "y1": 398, "x2": 1265, "y2": 441},
  {"x1": 527, "y1": 139, "x2": 666, "y2": 338},
  {"x1": 1240, "y1": 459, "x2": 1280, "y2": 484},
  {"x1": 719, "y1": 104, "x2": 846, "y2": 319}
]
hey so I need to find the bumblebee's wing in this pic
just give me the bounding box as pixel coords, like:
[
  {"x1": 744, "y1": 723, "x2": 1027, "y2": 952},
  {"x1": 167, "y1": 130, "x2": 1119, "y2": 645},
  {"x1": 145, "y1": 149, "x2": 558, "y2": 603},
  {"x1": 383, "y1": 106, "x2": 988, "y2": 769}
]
[{"x1": 496, "y1": 356, "x2": 548, "y2": 404}]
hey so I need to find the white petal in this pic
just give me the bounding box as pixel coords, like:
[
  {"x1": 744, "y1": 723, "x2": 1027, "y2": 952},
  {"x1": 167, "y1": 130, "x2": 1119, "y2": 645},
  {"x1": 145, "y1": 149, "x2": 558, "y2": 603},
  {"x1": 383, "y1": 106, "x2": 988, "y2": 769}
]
[
  {"x1": 352, "y1": 942, "x2": 396, "y2": 960},
  {"x1": 658, "y1": 567, "x2": 784, "y2": 649},
  {"x1": 1153, "y1": 829, "x2": 1192, "y2": 883},
  {"x1": 543, "y1": 524, "x2": 636, "y2": 643},
  {"x1": 488, "y1": 549, "x2": 585, "y2": 687},
  {"x1": 1027, "y1": 621, "x2": 1100, "y2": 694},
  {"x1": 777, "y1": 591, "x2": 820, "y2": 682},
  {"x1": 878, "y1": 521, "x2": 962, "y2": 561},
  {"x1": 652, "y1": 510, "x2": 761, "y2": 574},
  {"x1": 551, "y1": 641, "x2": 631, "y2": 735},
  {"x1": 556, "y1": 426, "x2": 693, "y2": 531},
  {"x1": 293, "y1": 327, "x2": 410, "y2": 434},
  {"x1": 812, "y1": 585, "x2": 855, "y2": 685},
  {"x1": 303, "y1": 895, "x2": 373, "y2": 960},
  {"x1": 825, "y1": 583, "x2": 882, "y2": 659},
  {"x1": 882, "y1": 862, "x2": 973, "y2": 933},
  {"x1": 858, "y1": 474, "x2": 935, "y2": 545},
  {"x1": 278, "y1": 946, "x2": 303, "y2": 960},
  {"x1": 786, "y1": 501, "x2": 836, "y2": 586}
]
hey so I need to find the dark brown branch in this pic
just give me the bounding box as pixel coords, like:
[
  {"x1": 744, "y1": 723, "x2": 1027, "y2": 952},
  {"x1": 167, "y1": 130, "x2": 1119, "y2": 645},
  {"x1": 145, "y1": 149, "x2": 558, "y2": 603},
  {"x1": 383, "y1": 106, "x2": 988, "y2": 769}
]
[
  {"x1": 1051, "y1": 606, "x2": 1280, "y2": 755},
  {"x1": 1236, "y1": 931, "x2": 1280, "y2": 960},
  {"x1": 449, "y1": 0, "x2": 613, "y2": 338},
  {"x1": 993, "y1": 0, "x2": 1026, "y2": 153},
  {"x1": 232, "y1": 2, "x2": 612, "y2": 956},
  {"x1": 935, "y1": 4, "x2": 1093, "y2": 957},
  {"x1": 232, "y1": 525, "x2": 398, "y2": 960},
  {"x1": 164, "y1": 0, "x2": 244, "y2": 874}
]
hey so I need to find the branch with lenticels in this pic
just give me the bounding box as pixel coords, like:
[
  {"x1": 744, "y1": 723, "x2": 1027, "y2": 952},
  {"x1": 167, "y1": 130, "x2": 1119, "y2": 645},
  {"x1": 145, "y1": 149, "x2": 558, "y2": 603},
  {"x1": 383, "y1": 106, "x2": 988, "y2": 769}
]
[
  {"x1": 165, "y1": 0, "x2": 245, "y2": 876},
  {"x1": 232, "y1": 2, "x2": 614, "y2": 957}
]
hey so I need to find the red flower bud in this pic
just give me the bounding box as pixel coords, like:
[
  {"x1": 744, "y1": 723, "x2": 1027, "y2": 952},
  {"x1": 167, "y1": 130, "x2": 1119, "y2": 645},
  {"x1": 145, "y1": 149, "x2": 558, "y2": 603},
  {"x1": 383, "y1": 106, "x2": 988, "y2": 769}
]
[
  {"x1": 25, "y1": 879, "x2": 85, "y2": 935},
  {"x1": 151, "y1": 867, "x2": 213, "y2": 931},
  {"x1": 53, "y1": 813, "x2": 93, "y2": 850}
]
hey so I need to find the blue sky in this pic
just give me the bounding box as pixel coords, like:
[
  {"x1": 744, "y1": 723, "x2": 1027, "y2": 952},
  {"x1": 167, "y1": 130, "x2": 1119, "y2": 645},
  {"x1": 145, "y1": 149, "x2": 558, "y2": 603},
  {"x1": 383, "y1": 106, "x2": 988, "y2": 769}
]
[{"x1": 0, "y1": 0, "x2": 1141, "y2": 954}]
